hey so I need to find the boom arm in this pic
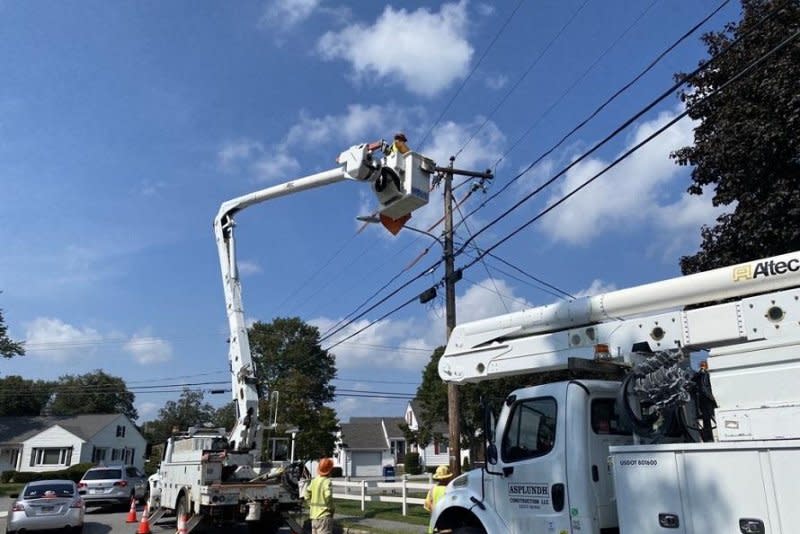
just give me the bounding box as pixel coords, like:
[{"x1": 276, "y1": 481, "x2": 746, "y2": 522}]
[
  {"x1": 214, "y1": 142, "x2": 433, "y2": 453},
  {"x1": 440, "y1": 251, "x2": 800, "y2": 383}
]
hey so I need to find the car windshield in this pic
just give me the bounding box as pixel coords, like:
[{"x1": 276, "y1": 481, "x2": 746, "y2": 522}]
[
  {"x1": 83, "y1": 469, "x2": 122, "y2": 480},
  {"x1": 24, "y1": 483, "x2": 75, "y2": 498}
]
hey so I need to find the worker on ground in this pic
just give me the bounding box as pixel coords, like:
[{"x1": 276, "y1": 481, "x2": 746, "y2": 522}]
[
  {"x1": 424, "y1": 464, "x2": 453, "y2": 531},
  {"x1": 305, "y1": 457, "x2": 335, "y2": 534}
]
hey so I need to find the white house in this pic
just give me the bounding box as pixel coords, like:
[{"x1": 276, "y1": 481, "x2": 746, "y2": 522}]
[
  {"x1": 404, "y1": 400, "x2": 471, "y2": 468},
  {"x1": 0, "y1": 414, "x2": 147, "y2": 473},
  {"x1": 335, "y1": 417, "x2": 406, "y2": 477}
]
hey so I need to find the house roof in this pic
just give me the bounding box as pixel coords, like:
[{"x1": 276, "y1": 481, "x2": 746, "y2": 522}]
[
  {"x1": 340, "y1": 418, "x2": 387, "y2": 450},
  {"x1": 383, "y1": 417, "x2": 407, "y2": 437},
  {"x1": 0, "y1": 414, "x2": 123, "y2": 444}
]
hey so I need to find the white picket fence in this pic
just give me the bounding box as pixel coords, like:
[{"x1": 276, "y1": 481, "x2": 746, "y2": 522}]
[{"x1": 331, "y1": 474, "x2": 433, "y2": 516}]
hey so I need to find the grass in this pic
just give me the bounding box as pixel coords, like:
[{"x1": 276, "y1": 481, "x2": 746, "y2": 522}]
[
  {"x1": 0, "y1": 483, "x2": 23, "y2": 497},
  {"x1": 334, "y1": 499, "x2": 430, "y2": 526}
]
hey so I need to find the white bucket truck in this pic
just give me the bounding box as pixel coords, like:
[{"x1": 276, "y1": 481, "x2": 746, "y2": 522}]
[{"x1": 430, "y1": 252, "x2": 800, "y2": 534}]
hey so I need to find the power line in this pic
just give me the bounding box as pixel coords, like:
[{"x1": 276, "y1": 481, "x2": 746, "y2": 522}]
[
  {"x1": 459, "y1": 28, "x2": 800, "y2": 272},
  {"x1": 459, "y1": 0, "x2": 735, "y2": 230},
  {"x1": 484, "y1": 251, "x2": 575, "y2": 300},
  {"x1": 419, "y1": 0, "x2": 527, "y2": 147},
  {"x1": 455, "y1": 0, "x2": 592, "y2": 159},
  {"x1": 308, "y1": 1, "x2": 786, "y2": 352},
  {"x1": 455, "y1": 1, "x2": 786, "y2": 258}
]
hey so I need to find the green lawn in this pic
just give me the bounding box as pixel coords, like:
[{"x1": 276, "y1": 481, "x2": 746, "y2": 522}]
[
  {"x1": 0, "y1": 483, "x2": 23, "y2": 497},
  {"x1": 334, "y1": 499, "x2": 430, "y2": 526}
]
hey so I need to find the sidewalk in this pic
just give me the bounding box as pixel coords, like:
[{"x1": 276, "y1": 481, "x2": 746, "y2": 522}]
[{"x1": 335, "y1": 513, "x2": 429, "y2": 534}]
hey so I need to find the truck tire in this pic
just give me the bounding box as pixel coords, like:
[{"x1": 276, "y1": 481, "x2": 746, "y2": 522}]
[{"x1": 452, "y1": 528, "x2": 485, "y2": 534}]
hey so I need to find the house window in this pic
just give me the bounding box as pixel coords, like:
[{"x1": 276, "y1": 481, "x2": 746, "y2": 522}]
[
  {"x1": 434, "y1": 438, "x2": 448, "y2": 455},
  {"x1": 31, "y1": 447, "x2": 72, "y2": 466},
  {"x1": 111, "y1": 448, "x2": 122, "y2": 461},
  {"x1": 124, "y1": 448, "x2": 135, "y2": 465},
  {"x1": 1, "y1": 448, "x2": 20, "y2": 470},
  {"x1": 116, "y1": 425, "x2": 126, "y2": 437},
  {"x1": 390, "y1": 440, "x2": 406, "y2": 460},
  {"x1": 92, "y1": 447, "x2": 108, "y2": 463}
]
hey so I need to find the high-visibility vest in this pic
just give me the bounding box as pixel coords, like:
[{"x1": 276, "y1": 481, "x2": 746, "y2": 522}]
[
  {"x1": 305, "y1": 476, "x2": 333, "y2": 520},
  {"x1": 426, "y1": 485, "x2": 448, "y2": 533}
]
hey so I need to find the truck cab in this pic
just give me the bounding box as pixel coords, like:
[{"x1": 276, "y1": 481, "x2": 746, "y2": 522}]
[{"x1": 432, "y1": 379, "x2": 632, "y2": 534}]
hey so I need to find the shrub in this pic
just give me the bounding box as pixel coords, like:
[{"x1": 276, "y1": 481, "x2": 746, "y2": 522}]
[
  {"x1": 462, "y1": 456, "x2": 471, "y2": 472},
  {"x1": 404, "y1": 452, "x2": 422, "y2": 475},
  {"x1": 1, "y1": 470, "x2": 14, "y2": 483},
  {"x1": 330, "y1": 466, "x2": 343, "y2": 478},
  {"x1": 65, "y1": 463, "x2": 93, "y2": 482}
]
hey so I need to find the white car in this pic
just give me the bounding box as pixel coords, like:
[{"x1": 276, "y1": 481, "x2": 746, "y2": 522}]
[{"x1": 7, "y1": 479, "x2": 85, "y2": 534}]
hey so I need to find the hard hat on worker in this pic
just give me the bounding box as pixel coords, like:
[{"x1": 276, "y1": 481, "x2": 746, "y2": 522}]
[
  {"x1": 432, "y1": 465, "x2": 453, "y2": 480},
  {"x1": 318, "y1": 457, "x2": 334, "y2": 476}
]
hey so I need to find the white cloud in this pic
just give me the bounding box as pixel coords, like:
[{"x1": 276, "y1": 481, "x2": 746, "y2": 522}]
[
  {"x1": 251, "y1": 149, "x2": 302, "y2": 183},
  {"x1": 311, "y1": 316, "x2": 433, "y2": 370},
  {"x1": 650, "y1": 188, "x2": 729, "y2": 261},
  {"x1": 538, "y1": 108, "x2": 697, "y2": 245},
  {"x1": 317, "y1": 1, "x2": 473, "y2": 97},
  {"x1": 123, "y1": 334, "x2": 173, "y2": 365},
  {"x1": 485, "y1": 74, "x2": 508, "y2": 90},
  {"x1": 238, "y1": 260, "x2": 263, "y2": 276},
  {"x1": 218, "y1": 139, "x2": 264, "y2": 172},
  {"x1": 260, "y1": 0, "x2": 321, "y2": 29},
  {"x1": 24, "y1": 318, "x2": 103, "y2": 362},
  {"x1": 476, "y1": 3, "x2": 495, "y2": 16},
  {"x1": 436, "y1": 278, "x2": 533, "y2": 324},
  {"x1": 573, "y1": 279, "x2": 617, "y2": 298},
  {"x1": 284, "y1": 105, "x2": 388, "y2": 148},
  {"x1": 422, "y1": 118, "x2": 505, "y2": 172}
]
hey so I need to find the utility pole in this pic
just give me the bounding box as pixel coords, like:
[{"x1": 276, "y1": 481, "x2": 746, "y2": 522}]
[{"x1": 437, "y1": 157, "x2": 492, "y2": 478}]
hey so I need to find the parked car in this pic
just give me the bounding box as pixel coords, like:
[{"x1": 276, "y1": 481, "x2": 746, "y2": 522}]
[
  {"x1": 78, "y1": 465, "x2": 147, "y2": 508},
  {"x1": 6, "y1": 479, "x2": 85, "y2": 534}
]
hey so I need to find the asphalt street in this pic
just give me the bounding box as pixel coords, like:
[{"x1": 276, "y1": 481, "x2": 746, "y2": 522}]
[{"x1": 0, "y1": 497, "x2": 181, "y2": 534}]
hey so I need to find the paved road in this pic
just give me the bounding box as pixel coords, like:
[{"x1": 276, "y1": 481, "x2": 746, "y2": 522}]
[{"x1": 0, "y1": 497, "x2": 181, "y2": 534}]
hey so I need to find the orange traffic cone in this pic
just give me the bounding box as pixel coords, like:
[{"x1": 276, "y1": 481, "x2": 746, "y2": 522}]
[
  {"x1": 126, "y1": 496, "x2": 139, "y2": 523},
  {"x1": 136, "y1": 503, "x2": 151, "y2": 534},
  {"x1": 176, "y1": 513, "x2": 189, "y2": 534}
]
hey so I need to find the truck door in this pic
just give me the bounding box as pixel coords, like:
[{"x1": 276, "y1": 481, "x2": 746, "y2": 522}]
[
  {"x1": 587, "y1": 396, "x2": 633, "y2": 530},
  {"x1": 495, "y1": 387, "x2": 571, "y2": 534}
]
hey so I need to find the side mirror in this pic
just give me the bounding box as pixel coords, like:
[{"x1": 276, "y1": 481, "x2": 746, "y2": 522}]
[{"x1": 487, "y1": 443, "x2": 498, "y2": 465}]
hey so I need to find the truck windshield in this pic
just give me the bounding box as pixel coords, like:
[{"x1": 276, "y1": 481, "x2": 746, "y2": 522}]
[{"x1": 501, "y1": 397, "x2": 557, "y2": 462}]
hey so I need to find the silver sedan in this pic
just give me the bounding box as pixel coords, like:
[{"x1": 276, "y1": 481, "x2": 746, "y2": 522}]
[{"x1": 6, "y1": 479, "x2": 85, "y2": 533}]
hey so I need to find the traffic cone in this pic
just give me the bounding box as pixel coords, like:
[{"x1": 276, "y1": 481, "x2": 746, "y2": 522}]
[
  {"x1": 125, "y1": 496, "x2": 138, "y2": 523},
  {"x1": 176, "y1": 513, "x2": 189, "y2": 534},
  {"x1": 136, "y1": 503, "x2": 151, "y2": 534}
]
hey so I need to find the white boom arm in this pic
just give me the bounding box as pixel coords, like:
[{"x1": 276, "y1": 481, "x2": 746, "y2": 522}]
[
  {"x1": 440, "y1": 251, "x2": 800, "y2": 383},
  {"x1": 215, "y1": 142, "x2": 433, "y2": 453}
]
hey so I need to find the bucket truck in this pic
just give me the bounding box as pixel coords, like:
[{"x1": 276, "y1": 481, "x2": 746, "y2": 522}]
[
  {"x1": 430, "y1": 251, "x2": 800, "y2": 534},
  {"x1": 147, "y1": 140, "x2": 435, "y2": 532}
]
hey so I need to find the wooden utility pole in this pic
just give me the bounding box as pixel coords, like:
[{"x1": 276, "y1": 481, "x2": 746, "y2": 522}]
[{"x1": 437, "y1": 157, "x2": 492, "y2": 478}]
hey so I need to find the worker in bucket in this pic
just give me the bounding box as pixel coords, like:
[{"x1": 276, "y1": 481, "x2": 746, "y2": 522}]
[
  {"x1": 305, "y1": 457, "x2": 335, "y2": 534},
  {"x1": 424, "y1": 465, "x2": 453, "y2": 517}
]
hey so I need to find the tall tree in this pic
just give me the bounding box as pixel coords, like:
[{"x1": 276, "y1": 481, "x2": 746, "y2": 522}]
[
  {"x1": 144, "y1": 388, "x2": 217, "y2": 444},
  {"x1": 212, "y1": 401, "x2": 237, "y2": 432},
  {"x1": 0, "y1": 308, "x2": 24, "y2": 359},
  {"x1": 248, "y1": 317, "x2": 339, "y2": 459},
  {"x1": 0, "y1": 376, "x2": 53, "y2": 416},
  {"x1": 671, "y1": 0, "x2": 800, "y2": 273},
  {"x1": 49, "y1": 370, "x2": 138, "y2": 420}
]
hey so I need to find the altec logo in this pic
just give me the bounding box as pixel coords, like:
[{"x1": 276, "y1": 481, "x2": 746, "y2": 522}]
[{"x1": 732, "y1": 258, "x2": 800, "y2": 281}]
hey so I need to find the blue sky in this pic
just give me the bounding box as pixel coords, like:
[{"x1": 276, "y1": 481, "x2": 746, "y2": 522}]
[{"x1": 0, "y1": 0, "x2": 739, "y2": 423}]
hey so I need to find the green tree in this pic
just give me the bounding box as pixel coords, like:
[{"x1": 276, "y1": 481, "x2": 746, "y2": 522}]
[
  {"x1": 212, "y1": 401, "x2": 237, "y2": 431},
  {"x1": 49, "y1": 370, "x2": 137, "y2": 420},
  {"x1": 248, "y1": 317, "x2": 339, "y2": 459},
  {"x1": 144, "y1": 388, "x2": 216, "y2": 444},
  {"x1": 0, "y1": 376, "x2": 53, "y2": 416},
  {"x1": 671, "y1": 0, "x2": 800, "y2": 273},
  {"x1": 0, "y1": 308, "x2": 24, "y2": 359}
]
